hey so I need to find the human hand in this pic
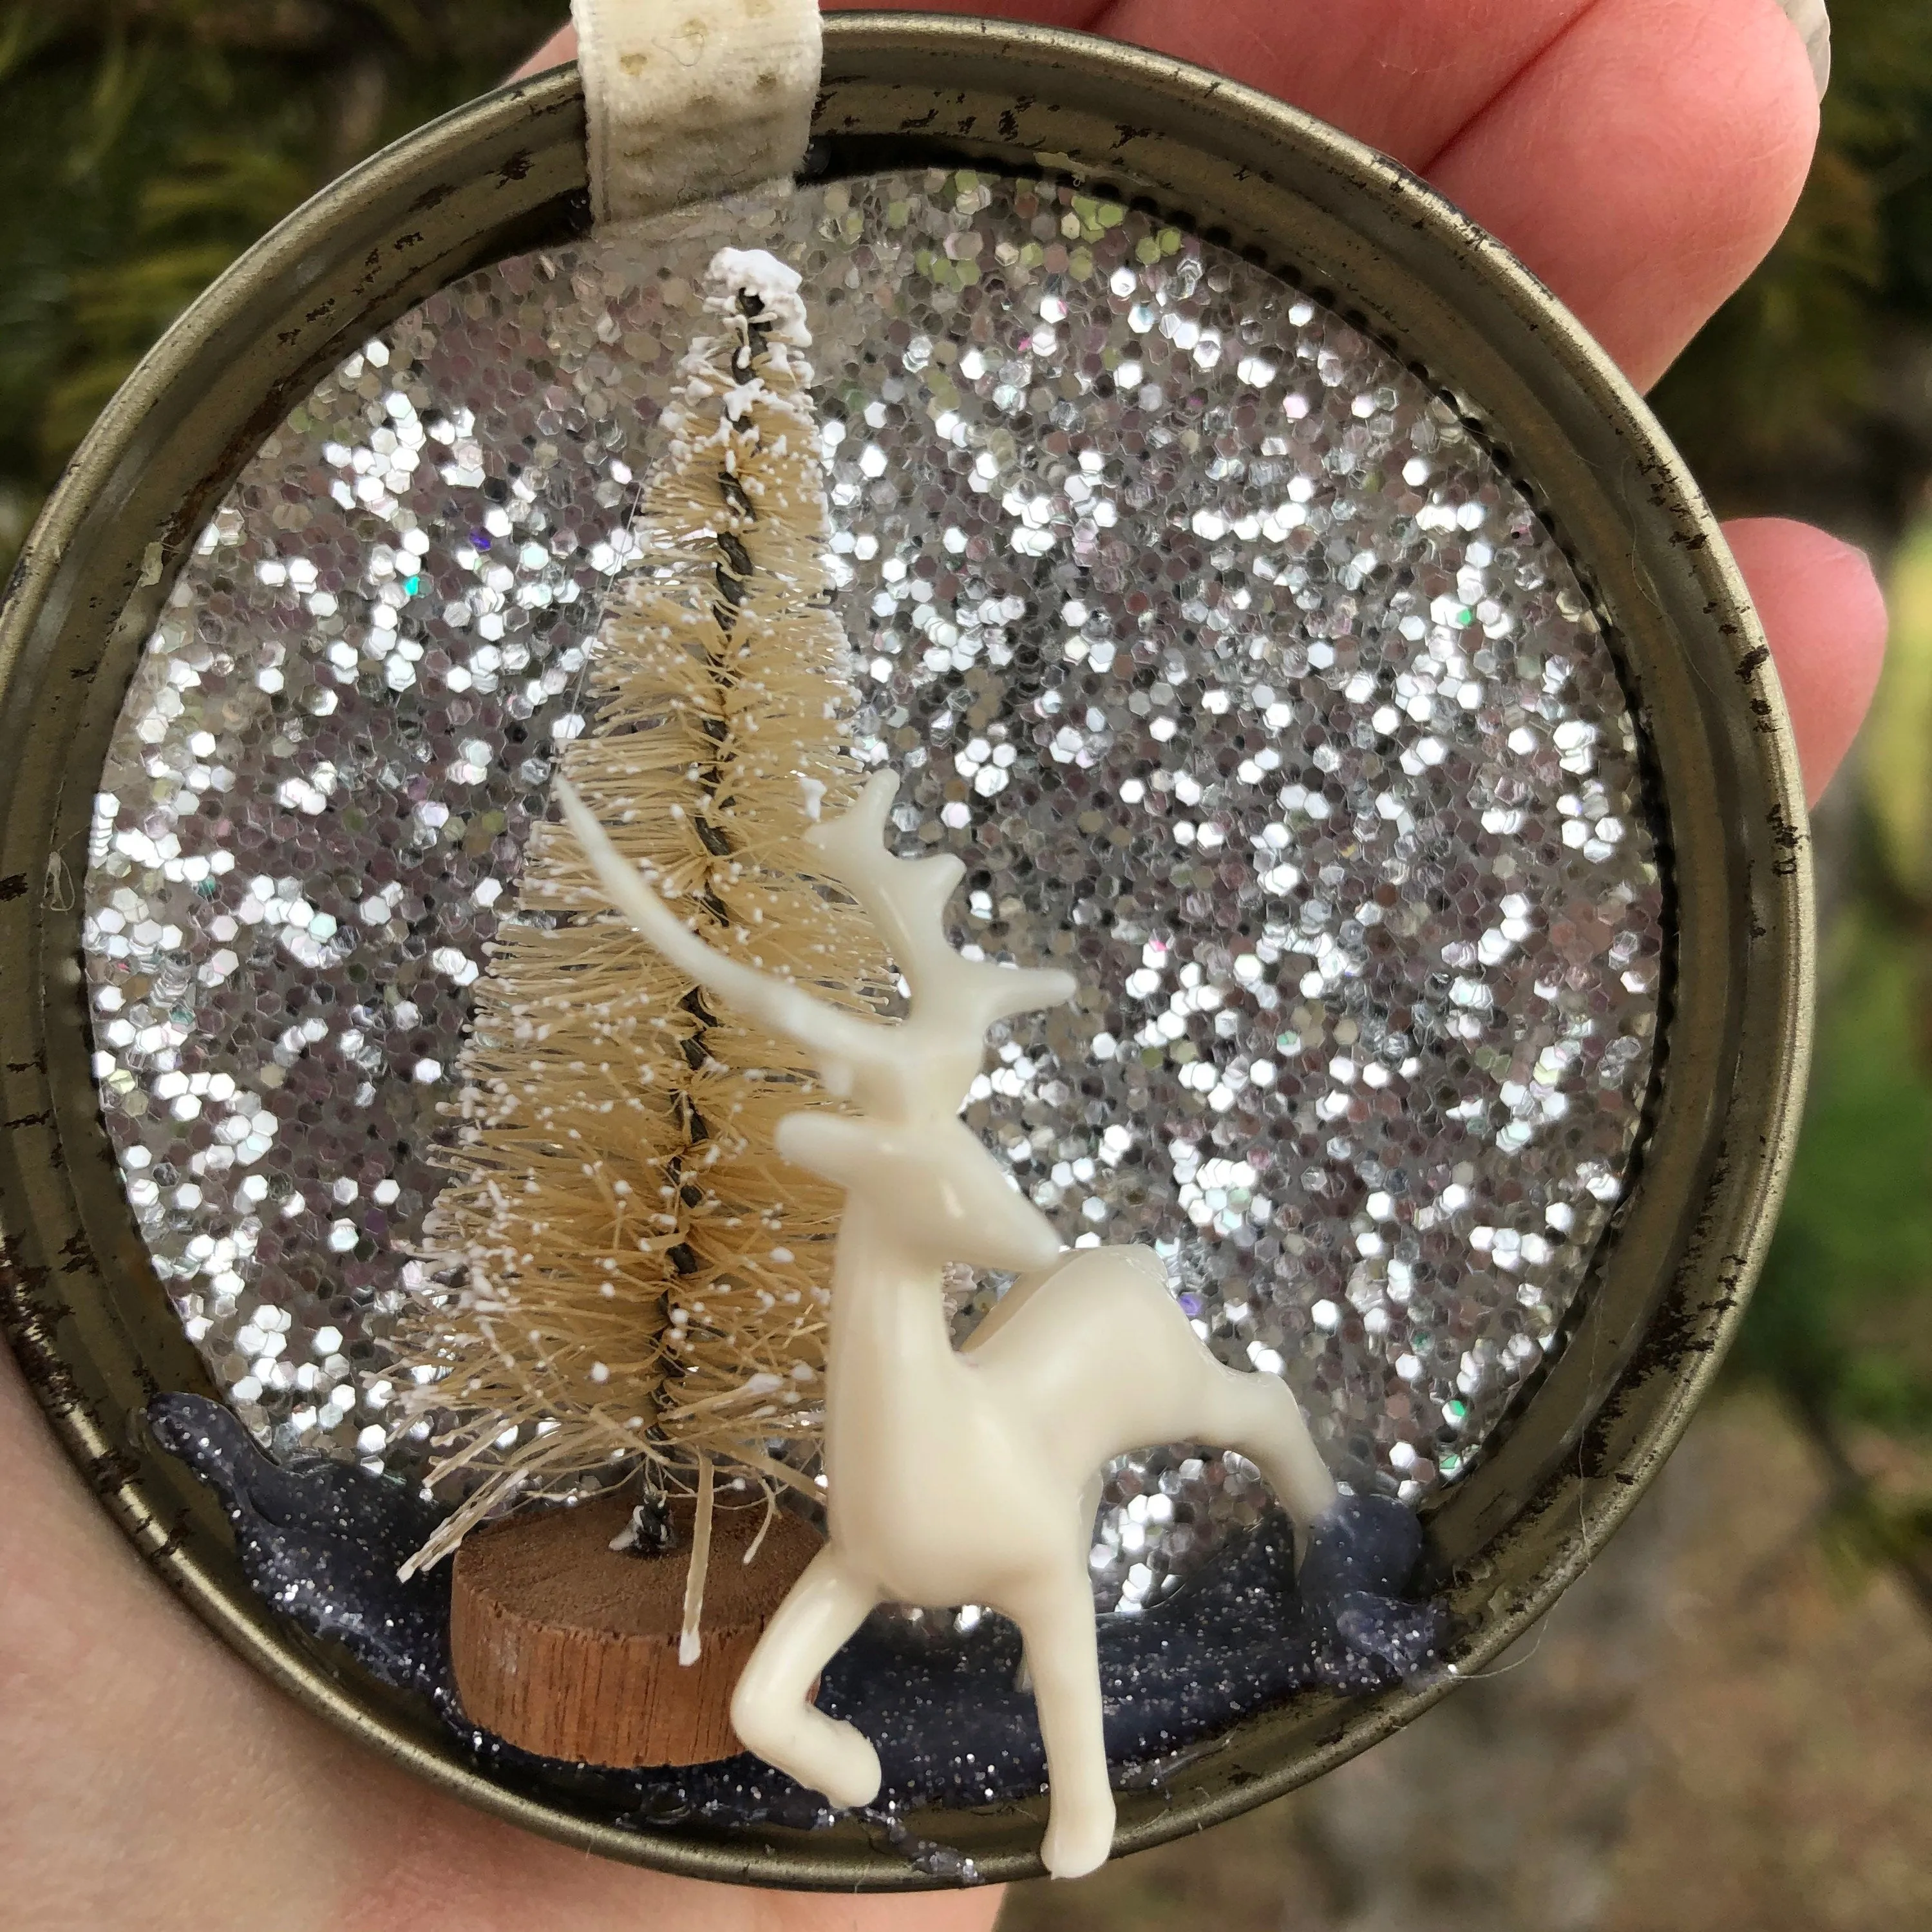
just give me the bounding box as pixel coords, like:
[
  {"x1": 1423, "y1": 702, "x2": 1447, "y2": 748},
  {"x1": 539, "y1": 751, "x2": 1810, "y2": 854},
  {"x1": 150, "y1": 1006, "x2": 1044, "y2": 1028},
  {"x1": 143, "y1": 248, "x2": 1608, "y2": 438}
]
[{"x1": 1, "y1": 5, "x2": 1882, "y2": 1930}]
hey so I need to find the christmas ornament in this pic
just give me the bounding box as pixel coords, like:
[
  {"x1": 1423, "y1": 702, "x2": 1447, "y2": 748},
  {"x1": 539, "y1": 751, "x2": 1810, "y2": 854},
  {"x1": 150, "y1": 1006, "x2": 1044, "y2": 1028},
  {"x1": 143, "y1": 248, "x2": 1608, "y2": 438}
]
[{"x1": 0, "y1": 5, "x2": 1811, "y2": 1889}]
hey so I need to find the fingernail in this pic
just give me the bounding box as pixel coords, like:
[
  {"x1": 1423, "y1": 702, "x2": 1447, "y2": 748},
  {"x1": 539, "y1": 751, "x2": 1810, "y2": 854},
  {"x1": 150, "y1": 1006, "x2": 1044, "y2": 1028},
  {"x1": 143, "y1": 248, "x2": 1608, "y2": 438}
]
[{"x1": 1774, "y1": 0, "x2": 1832, "y2": 100}]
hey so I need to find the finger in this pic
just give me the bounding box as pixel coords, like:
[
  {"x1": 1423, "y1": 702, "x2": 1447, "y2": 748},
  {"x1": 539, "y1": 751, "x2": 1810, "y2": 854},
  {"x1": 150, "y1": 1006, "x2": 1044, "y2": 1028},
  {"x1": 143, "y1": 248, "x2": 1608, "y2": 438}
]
[
  {"x1": 1097, "y1": 0, "x2": 1593, "y2": 169},
  {"x1": 510, "y1": 24, "x2": 575, "y2": 80},
  {"x1": 1429, "y1": 0, "x2": 1819, "y2": 388},
  {"x1": 1099, "y1": 0, "x2": 1817, "y2": 392},
  {"x1": 1723, "y1": 518, "x2": 1887, "y2": 806}
]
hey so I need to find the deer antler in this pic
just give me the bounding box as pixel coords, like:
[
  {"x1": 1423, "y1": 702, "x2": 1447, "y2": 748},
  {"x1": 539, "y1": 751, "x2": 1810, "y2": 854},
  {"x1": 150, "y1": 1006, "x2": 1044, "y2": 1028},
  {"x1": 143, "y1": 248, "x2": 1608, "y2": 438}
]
[
  {"x1": 556, "y1": 771, "x2": 1077, "y2": 1087},
  {"x1": 554, "y1": 775, "x2": 881, "y2": 1092},
  {"x1": 808, "y1": 772, "x2": 1077, "y2": 1036}
]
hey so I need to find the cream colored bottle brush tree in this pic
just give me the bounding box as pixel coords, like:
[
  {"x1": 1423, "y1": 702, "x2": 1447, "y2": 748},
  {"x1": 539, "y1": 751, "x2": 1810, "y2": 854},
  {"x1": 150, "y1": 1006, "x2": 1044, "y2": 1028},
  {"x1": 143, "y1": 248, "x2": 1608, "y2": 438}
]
[{"x1": 389, "y1": 249, "x2": 888, "y2": 1763}]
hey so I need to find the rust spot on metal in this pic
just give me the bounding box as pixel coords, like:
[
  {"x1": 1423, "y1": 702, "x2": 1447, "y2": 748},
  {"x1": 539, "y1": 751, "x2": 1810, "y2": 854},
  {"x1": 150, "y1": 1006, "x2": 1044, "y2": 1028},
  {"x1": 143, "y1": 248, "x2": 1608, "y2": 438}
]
[
  {"x1": 1766, "y1": 802, "x2": 1804, "y2": 878},
  {"x1": 86, "y1": 1446, "x2": 140, "y2": 1497},
  {"x1": 0, "y1": 1229, "x2": 81, "y2": 1417},
  {"x1": 149, "y1": 1508, "x2": 192, "y2": 1565}
]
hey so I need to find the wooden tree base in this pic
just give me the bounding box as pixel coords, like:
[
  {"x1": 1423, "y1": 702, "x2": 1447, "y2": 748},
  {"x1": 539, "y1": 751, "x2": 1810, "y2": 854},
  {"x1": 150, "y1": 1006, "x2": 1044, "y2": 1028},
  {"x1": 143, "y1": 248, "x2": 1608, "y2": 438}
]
[{"x1": 450, "y1": 1491, "x2": 822, "y2": 1767}]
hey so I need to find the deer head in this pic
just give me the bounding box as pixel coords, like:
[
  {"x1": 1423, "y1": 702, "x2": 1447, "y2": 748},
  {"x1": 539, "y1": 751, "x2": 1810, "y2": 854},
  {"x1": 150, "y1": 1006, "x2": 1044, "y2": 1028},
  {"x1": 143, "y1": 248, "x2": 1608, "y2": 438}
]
[{"x1": 554, "y1": 770, "x2": 1073, "y2": 1271}]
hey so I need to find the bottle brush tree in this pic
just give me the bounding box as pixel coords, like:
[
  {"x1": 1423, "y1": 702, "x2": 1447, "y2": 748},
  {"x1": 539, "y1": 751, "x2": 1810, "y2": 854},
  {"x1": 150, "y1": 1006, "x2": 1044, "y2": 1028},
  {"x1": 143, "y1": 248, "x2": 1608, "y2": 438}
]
[{"x1": 395, "y1": 248, "x2": 886, "y2": 1636}]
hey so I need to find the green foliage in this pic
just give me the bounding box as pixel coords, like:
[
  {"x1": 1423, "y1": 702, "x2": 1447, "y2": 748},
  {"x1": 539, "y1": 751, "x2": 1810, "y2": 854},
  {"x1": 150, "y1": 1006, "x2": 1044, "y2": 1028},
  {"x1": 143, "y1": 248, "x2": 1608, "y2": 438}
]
[
  {"x1": 1653, "y1": 0, "x2": 1932, "y2": 484},
  {"x1": 1862, "y1": 524, "x2": 1932, "y2": 893},
  {"x1": 1818, "y1": 1477, "x2": 1932, "y2": 1596},
  {"x1": 0, "y1": 0, "x2": 564, "y2": 564},
  {"x1": 1743, "y1": 909, "x2": 1932, "y2": 1438},
  {"x1": 1738, "y1": 518, "x2": 1932, "y2": 1594}
]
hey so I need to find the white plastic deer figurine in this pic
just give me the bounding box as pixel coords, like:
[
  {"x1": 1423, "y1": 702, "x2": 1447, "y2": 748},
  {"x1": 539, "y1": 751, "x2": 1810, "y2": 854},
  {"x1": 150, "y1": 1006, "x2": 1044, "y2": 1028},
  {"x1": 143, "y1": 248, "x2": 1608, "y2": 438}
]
[{"x1": 556, "y1": 768, "x2": 1339, "y2": 1879}]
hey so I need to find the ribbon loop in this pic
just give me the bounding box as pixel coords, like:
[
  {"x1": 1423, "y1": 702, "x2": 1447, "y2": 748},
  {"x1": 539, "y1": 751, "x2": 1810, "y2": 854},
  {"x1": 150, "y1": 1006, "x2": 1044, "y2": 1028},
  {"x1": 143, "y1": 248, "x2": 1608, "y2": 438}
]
[{"x1": 571, "y1": 0, "x2": 822, "y2": 227}]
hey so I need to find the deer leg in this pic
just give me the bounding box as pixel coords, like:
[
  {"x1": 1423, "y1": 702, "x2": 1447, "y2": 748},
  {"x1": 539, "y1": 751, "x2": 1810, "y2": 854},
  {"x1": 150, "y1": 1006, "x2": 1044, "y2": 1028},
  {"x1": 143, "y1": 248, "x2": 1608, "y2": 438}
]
[
  {"x1": 1010, "y1": 1567, "x2": 1113, "y2": 1880},
  {"x1": 1018, "y1": 1470, "x2": 1104, "y2": 1696},
  {"x1": 1199, "y1": 1364, "x2": 1338, "y2": 1539},
  {"x1": 730, "y1": 1548, "x2": 882, "y2": 1810}
]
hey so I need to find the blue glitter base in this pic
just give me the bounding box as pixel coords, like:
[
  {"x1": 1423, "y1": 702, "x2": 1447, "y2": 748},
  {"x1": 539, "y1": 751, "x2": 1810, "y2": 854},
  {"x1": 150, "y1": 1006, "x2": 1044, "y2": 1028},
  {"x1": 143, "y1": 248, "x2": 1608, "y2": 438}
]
[{"x1": 149, "y1": 1392, "x2": 1444, "y2": 1855}]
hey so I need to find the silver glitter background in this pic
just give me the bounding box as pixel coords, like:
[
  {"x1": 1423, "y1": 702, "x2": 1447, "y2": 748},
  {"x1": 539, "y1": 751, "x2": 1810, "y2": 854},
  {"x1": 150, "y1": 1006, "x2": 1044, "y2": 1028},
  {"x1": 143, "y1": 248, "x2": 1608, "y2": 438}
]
[{"x1": 84, "y1": 170, "x2": 1663, "y2": 1615}]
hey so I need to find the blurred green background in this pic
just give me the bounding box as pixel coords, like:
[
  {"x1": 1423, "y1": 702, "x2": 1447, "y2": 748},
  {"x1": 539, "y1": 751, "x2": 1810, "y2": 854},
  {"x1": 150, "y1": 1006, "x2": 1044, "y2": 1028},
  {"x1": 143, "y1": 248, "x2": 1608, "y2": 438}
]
[{"x1": 3, "y1": 3, "x2": 1929, "y2": 1926}]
